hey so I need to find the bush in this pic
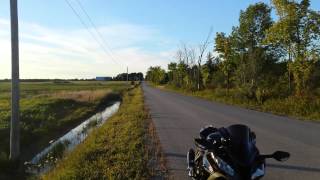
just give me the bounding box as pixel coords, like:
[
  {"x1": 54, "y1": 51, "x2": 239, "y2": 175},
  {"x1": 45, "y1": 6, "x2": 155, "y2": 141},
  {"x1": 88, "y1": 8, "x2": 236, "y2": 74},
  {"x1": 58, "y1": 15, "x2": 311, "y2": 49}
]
[
  {"x1": 262, "y1": 96, "x2": 320, "y2": 120},
  {"x1": 233, "y1": 85, "x2": 255, "y2": 101},
  {"x1": 214, "y1": 88, "x2": 228, "y2": 98},
  {"x1": 255, "y1": 87, "x2": 271, "y2": 104}
]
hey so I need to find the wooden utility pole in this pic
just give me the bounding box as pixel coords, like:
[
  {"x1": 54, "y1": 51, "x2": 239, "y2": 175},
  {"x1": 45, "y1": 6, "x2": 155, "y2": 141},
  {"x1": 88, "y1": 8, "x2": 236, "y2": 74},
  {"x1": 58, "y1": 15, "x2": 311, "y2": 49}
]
[
  {"x1": 10, "y1": 0, "x2": 20, "y2": 160},
  {"x1": 197, "y1": 61, "x2": 200, "y2": 90},
  {"x1": 288, "y1": 49, "x2": 291, "y2": 92},
  {"x1": 126, "y1": 66, "x2": 129, "y2": 82}
]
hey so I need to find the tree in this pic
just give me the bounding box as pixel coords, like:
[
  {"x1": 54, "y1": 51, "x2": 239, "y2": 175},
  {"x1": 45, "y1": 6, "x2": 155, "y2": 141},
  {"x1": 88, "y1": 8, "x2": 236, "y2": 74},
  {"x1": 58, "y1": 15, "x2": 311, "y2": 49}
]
[
  {"x1": 114, "y1": 72, "x2": 144, "y2": 81},
  {"x1": 265, "y1": 0, "x2": 320, "y2": 96},
  {"x1": 167, "y1": 62, "x2": 177, "y2": 84},
  {"x1": 214, "y1": 3, "x2": 277, "y2": 97},
  {"x1": 145, "y1": 66, "x2": 167, "y2": 85},
  {"x1": 173, "y1": 43, "x2": 198, "y2": 89},
  {"x1": 238, "y1": 3, "x2": 273, "y2": 48},
  {"x1": 237, "y1": 2, "x2": 273, "y2": 88},
  {"x1": 201, "y1": 52, "x2": 217, "y2": 88},
  {"x1": 197, "y1": 28, "x2": 213, "y2": 90},
  {"x1": 215, "y1": 32, "x2": 237, "y2": 91}
]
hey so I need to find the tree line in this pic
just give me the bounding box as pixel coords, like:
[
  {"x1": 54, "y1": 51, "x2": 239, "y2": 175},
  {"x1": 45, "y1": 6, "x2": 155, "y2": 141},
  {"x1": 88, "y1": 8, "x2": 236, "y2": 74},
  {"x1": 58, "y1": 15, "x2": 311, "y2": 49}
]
[
  {"x1": 0, "y1": 72, "x2": 144, "y2": 82},
  {"x1": 113, "y1": 72, "x2": 144, "y2": 81},
  {"x1": 146, "y1": 0, "x2": 320, "y2": 103}
]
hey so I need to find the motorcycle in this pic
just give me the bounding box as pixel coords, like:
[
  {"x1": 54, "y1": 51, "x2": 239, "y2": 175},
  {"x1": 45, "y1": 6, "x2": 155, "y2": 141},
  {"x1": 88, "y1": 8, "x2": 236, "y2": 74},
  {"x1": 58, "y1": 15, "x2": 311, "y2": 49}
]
[{"x1": 187, "y1": 124, "x2": 290, "y2": 180}]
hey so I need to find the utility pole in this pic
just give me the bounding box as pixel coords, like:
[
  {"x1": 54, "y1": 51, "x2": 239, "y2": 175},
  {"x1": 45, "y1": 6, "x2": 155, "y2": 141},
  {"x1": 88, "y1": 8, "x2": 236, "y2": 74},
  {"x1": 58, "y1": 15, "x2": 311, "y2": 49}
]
[
  {"x1": 10, "y1": 0, "x2": 20, "y2": 161},
  {"x1": 126, "y1": 66, "x2": 129, "y2": 83},
  {"x1": 197, "y1": 60, "x2": 200, "y2": 91},
  {"x1": 288, "y1": 49, "x2": 291, "y2": 93}
]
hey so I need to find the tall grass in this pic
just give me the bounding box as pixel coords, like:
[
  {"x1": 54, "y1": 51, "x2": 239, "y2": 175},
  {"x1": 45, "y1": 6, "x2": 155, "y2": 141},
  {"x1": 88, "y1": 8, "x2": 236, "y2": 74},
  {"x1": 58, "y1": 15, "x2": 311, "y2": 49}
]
[
  {"x1": 262, "y1": 97, "x2": 320, "y2": 120},
  {"x1": 161, "y1": 84, "x2": 320, "y2": 121},
  {"x1": 51, "y1": 89, "x2": 112, "y2": 102},
  {"x1": 43, "y1": 87, "x2": 150, "y2": 179}
]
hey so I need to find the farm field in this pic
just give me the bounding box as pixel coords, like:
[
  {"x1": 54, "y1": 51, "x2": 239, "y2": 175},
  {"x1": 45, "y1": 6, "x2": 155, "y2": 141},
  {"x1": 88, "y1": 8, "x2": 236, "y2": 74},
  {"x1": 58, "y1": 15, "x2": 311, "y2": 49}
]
[{"x1": 0, "y1": 81, "x2": 128, "y2": 178}]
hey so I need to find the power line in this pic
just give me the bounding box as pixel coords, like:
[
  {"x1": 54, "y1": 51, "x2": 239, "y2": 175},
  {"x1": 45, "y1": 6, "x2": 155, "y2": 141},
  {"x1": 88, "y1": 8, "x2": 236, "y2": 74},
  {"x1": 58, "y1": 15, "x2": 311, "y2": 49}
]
[
  {"x1": 65, "y1": 0, "x2": 120, "y2": 66},
  {"x1": 75, "y1": 0, "x2": 122, "y2": 65},
  {"x1": 64, "y1": 0, "x2": 122, "y2": 67}
]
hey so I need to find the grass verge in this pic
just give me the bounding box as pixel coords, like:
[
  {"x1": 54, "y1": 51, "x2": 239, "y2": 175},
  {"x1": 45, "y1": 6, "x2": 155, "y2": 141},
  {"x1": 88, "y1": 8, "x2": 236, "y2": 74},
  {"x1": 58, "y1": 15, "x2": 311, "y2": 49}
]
[
  {"x1": 42, "y1": 86, "x2": 167, "y2": 179},
  {"x1": 155, "y1": 84, "x2": 320, "y2": 122},
  {"x1": 145, "y1": 108, "x2": 168, "y2": 179}
]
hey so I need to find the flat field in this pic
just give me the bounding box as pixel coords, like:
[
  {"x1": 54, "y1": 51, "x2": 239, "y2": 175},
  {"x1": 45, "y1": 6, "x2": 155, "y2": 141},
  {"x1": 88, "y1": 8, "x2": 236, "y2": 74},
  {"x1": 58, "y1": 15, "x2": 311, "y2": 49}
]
[{"x1": 0, "y1": 81, "x2": 127, "y2": 176}]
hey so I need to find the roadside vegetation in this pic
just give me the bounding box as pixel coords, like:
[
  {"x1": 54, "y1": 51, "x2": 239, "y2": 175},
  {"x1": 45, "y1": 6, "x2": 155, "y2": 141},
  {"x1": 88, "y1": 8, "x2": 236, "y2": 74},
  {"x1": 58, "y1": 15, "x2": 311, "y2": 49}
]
[
  {"x1": 0, "y1": 81, "x2": 127, "y2": 178},
  {"x1": 43, "y1": 86, "x2": 166, "y2": 179},
  {"x1": 156, "y1": 85, "x2": 320, "y2": 121},
  {"x1": 146, "y1": 0, "x2": 320, "y2": 121}
]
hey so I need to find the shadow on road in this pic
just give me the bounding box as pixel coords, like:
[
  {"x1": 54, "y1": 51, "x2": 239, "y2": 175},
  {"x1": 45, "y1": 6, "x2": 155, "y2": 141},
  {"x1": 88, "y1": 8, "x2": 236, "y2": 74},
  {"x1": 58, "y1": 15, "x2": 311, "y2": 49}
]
[
  {"x1": 267, "y1": 163, "x2": 320, "y2": 173},
  {"x1": 164, "y1": 154, "x2": 320, "y2": 173}
]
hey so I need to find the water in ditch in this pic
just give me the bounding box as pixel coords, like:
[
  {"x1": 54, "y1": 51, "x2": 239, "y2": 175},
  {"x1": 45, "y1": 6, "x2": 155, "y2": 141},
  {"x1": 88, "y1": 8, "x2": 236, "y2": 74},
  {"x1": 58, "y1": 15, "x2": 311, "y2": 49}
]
[{"x1": 25, "y1": 102, "x2": 121, "y2": 174}]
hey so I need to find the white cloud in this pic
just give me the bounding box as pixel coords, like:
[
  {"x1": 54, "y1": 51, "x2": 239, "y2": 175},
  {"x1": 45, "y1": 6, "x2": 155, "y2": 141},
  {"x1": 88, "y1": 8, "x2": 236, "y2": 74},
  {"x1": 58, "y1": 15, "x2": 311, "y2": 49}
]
[{"x1": 0, "y1": 18, "x2": 175, "y2": 79}]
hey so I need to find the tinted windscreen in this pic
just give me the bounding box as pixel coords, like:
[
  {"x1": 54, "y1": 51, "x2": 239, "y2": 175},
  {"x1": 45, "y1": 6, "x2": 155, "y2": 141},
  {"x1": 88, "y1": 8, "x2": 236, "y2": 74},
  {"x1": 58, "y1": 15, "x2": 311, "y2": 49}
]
[{"x1": 226, "y1": 124, "x2": 257, "y2": 167}]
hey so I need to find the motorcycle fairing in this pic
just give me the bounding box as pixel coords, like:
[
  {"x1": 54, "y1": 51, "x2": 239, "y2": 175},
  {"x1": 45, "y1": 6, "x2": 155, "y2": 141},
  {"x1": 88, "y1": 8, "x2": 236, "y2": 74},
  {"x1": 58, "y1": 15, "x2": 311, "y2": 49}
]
[{"x1": 225, "y1": 124, "x2": 258, "y2": 167}]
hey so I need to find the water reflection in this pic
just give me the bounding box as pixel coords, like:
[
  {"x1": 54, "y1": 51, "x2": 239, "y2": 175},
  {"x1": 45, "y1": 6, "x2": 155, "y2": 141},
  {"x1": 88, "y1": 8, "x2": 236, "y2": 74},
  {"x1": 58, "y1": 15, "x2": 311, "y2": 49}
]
[{"x1": 26, "y1": 102, "x2": 120, "y2": 174}]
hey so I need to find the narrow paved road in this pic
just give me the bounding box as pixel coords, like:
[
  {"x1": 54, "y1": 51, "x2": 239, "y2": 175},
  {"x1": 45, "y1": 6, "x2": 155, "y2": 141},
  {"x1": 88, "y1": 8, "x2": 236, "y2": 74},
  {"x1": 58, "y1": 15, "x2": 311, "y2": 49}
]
[{"x1": 143, "y1": 83, "x2": 320, "y2": 180}]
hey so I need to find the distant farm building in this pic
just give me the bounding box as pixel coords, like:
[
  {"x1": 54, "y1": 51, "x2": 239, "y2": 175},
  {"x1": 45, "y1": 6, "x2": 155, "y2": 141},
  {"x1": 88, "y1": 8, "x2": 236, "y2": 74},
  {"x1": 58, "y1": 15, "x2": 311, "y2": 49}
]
[{"x1": 96, "y1": 77, "x2": 112, "y2": 81}]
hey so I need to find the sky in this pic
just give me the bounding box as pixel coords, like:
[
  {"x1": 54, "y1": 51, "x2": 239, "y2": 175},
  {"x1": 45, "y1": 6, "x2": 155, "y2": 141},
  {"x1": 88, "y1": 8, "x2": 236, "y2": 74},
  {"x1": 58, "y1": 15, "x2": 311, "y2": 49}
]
[{"x1": 0, "y1": 0, "x2": 319, "y2": 79}]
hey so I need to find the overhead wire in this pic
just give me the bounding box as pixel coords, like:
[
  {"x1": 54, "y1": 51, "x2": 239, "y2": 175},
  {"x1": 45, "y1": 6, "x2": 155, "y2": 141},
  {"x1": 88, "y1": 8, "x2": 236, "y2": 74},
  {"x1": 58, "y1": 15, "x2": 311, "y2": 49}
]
[
  {"x1": 64, "y1": 0, "x2": 123, "y2": 68},
  {"x1": 74, "y1": 0, "x2": 123, "y2": 66}
]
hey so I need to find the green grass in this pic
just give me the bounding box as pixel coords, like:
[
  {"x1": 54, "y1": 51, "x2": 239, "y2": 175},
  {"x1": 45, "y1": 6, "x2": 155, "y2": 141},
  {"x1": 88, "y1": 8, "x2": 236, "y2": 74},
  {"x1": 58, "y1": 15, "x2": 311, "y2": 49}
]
[
  {"x1": 0, "y1": 81, "x2": 128, "y2": 178},
  {"x1": 43, "y1": 87, "x2": 151, "y2": 180},
  {"x1": 158, "y1": 84, "x2": 320, "y2": 122},
  {"x1": 0, "y1": 81, "x2": 126, "y2": 98}
]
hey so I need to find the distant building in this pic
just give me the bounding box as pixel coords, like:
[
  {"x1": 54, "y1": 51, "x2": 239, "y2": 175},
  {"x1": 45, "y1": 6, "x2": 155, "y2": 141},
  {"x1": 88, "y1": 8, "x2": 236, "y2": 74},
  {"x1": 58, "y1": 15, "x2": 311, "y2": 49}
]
[{"x1": 96, "y1": 77, "x2": 112, "y2": 81}]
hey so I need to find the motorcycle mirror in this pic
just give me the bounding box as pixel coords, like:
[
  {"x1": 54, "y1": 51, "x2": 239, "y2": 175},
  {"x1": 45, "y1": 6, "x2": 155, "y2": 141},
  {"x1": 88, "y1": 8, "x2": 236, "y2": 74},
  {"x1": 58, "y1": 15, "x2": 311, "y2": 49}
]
[
  {"x1": 272, "y1": 151, "x2": 290, "y2": 162},
  {"x1": 194, "y1": 138, "x2": 212, "y2": 149}
]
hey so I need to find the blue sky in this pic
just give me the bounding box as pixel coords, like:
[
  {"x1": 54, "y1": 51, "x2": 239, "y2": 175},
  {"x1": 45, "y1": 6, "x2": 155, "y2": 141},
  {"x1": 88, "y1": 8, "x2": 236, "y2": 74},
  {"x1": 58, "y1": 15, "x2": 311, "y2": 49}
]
[{"x1": 0, "y1": 0, "x2": 319, "y2": 78}]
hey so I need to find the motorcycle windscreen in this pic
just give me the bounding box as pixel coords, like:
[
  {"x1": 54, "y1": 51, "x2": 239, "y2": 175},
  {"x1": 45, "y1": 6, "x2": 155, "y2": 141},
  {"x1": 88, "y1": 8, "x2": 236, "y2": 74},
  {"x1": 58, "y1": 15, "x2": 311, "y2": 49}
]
[{"x1": 226, "y1": 124, "x2": 257, "y2": 167}]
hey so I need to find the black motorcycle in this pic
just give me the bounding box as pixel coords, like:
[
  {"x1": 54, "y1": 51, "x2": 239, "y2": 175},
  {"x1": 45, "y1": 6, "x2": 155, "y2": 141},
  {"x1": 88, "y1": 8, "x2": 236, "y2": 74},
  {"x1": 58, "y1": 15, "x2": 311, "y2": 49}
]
[{"x1": 187, "y1": 124, "x2": 290, "y2": 180}]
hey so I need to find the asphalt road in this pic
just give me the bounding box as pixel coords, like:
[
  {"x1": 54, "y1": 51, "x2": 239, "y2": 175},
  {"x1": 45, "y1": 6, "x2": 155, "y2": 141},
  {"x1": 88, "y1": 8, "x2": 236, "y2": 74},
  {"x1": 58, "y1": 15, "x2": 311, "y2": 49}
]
[{"x1": 142, "y1": 83, "x2": 320, "y2": 180}]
